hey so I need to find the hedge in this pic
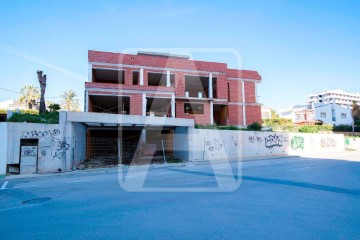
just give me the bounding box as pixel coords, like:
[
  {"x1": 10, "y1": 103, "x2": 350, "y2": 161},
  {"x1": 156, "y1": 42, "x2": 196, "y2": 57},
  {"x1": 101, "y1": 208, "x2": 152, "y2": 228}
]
[{"x1": 7, "y1": 112, "x2": 59, "y2": 124}]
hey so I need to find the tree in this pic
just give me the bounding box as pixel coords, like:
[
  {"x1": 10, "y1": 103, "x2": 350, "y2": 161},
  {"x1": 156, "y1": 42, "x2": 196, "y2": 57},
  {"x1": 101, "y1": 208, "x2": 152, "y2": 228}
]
[
  {"x1": 37, "y1": 71, "x2": 47, "y2": 114},
  {"x1": 61, "y1": 90, "x2": 80, "y2": 111},
  {"x1": 271, "y1": 109, "x2": 279, "y2": 119},
  {"x1": 18, "y1": 85, "x2": 40, "y2": 109},
  {"x1": 48, "y1": 103, "x2": 61, "y2": 112},
  {"x1": 351, "y1": 101, "x2": 360, "y2": 135}
]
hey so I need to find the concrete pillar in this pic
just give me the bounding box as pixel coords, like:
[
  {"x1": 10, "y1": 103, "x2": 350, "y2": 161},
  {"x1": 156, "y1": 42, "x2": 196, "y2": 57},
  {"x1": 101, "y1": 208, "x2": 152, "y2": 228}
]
[
  {"x1": 166, "y1": 70, "x2": 171, "y2": 87},
  {"x1": 171, "y1": 94, "x2": 175, "y2": 118},
  {"x1": 88, "y1": 63, "x2": 92, "y2": 82},
  {"x1": 84, "y1": 90, "x2": 89, "y2": 112},
  {"x1": 140, "y1": 68, "x2": 144, "y2": 85},
  {"x1": 210, "y1": 101, "x2": 214, "y2": 125},
  {"x1": 142, "y1": 93, "x2": 146, "y2": 116},
  {"x1": 209, "y1": 74, "x2": 213, "y2": 98},
  {"x1": 59, "y1": 111, "x2": 68, "y2": 171},
  {"x1": 140, "y1": 129, "x2": 146, "y2": 144},
  {"x1": 242, "y1": 80, "x2": 246, "y2": 126}
]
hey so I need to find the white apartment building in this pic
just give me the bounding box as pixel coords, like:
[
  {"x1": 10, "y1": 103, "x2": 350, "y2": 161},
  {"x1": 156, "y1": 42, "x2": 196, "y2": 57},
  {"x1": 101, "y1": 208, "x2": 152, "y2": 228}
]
[
  {"x1": 307, "y1": 89, "x2": 360, "y2": 107},
  {"x1": 279, "y1": 90, "x2": 357, "y2": 126},
  {"x1": 279, "y1": 103, "x2": 352, "y2": 125}
]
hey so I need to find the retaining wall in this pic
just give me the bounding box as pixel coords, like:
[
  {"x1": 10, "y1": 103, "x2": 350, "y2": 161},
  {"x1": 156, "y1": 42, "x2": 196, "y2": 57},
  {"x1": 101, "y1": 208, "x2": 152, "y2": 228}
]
[
  {"x1": 345, "y1": 137, "x2": 360, "y2": 150},
  {"x1": 181, "y1": 129, "x2": 345, "y2": 162},
  {"x1": 0, "y1": 122, "x2": 7, "y2": 177},
  {"x1": 7, "y1": 123, "x2": 66, "y2": 173},
  {"x1": 6, "y1": 121, "x2": 87, "y2": 174}
]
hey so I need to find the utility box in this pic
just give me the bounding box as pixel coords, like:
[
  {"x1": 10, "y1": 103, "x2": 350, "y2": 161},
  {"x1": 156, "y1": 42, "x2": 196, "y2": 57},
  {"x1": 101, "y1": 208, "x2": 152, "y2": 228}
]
[{"x1": 20, "y1": 143, "x2": 38, "y2": 174}]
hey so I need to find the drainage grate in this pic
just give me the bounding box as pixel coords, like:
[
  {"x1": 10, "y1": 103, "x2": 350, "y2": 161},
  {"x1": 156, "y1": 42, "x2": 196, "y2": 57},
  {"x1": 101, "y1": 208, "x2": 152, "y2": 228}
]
[{"x1": 22, "y1": 197, "x2": 51, "y2": 205}]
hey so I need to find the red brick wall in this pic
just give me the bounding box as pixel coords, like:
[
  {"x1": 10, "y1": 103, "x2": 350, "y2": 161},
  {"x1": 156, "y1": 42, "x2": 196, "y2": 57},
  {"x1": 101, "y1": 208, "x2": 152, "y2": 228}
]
[
  {"x1": 85, "y1": 82, "x2": 173, "y2": 93},
  {"x1": 228, "y1": 105, "x2": 244, "y2": 126},
  {"x1": 124, "y1": 68, "x2": 133, "y2": 85},
  {"x1": 175, "y1": 73, "x2": 185, "y2": 97},
  {"x1": 245, "y1": 105, "x2": 261, "y2": 125},
  {"x1": 175, "y1": 100, "x2": 211, "y2": 125},
  {"x1": 227, "y1": 68, "x2": 261, "y2": 80},
  {"x1": 89, "y1": 51, "x2": 228, "y2": 73},
  {"x1": 244, "y1": 81, "x2": 256, "y2": 103},
  {"x1": 216, "y1": 75, "x2": 228, "y2": 100},
  {"x1": 130, "y1": 94, "x2": 142, "y2": 115},
  {"x1": 228, "y1": 81, "x2": 243, "y2": 103}
]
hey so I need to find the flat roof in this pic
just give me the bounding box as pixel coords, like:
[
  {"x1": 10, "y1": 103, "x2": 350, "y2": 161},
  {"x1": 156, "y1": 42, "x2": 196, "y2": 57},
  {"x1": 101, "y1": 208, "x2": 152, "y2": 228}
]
[{"x1": 137, "y1": 51, "x2": 190, "y2": 59}]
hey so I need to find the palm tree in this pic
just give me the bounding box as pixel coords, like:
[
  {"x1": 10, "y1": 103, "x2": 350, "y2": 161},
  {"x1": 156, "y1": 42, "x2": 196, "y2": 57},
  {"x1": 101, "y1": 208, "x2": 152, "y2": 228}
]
[
  {"x1": 61, "y1": 90, "x2": 80, "y2": 112},
  {"x1": 351, "y1": 101, "x2": 360, "y2": 135},
  {"x1": 18, "y1": 85, "x2": 40, "y2": 109}
]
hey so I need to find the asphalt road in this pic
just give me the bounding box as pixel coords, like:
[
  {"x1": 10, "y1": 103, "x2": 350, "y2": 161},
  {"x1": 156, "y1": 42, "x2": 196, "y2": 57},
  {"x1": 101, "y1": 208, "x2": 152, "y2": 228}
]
[{"x1": 1, "y1": 152, "x2": 360, "y2": 240}]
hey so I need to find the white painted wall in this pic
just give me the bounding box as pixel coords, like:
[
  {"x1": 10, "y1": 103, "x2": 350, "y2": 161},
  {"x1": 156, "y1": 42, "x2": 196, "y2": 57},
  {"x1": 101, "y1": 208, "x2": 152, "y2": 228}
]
[
  {"x1": 6, "y1": 120, "x2": 88, "y2": 174},
  {"x1": 345, "y1": 137, "x2": 360, "y2": 150},
  {"x1": 7, "y1": 123, "x2": 66, "y2": 173},
  {"x1": 185, "y1": 129, "x2": 345, "y2": 162},
  {"x1": 0, "y1": 122, "x2": 7, "y2": 176},
  {"x1": 314, "y1": 103, "x2": 352, "y2": 125}
]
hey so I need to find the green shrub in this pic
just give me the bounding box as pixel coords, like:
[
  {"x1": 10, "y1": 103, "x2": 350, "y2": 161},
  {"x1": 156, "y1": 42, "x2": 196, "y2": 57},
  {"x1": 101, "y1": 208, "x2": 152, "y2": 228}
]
[
  {"x1": 298, "y1": 125, "x2": 318, "y2": 133},
  {"x1": 195, "y1": 124, "x2": 218, "y2": 129},
  {"x1": 317, "y1": 124, "x2": 333, "y2": 131},
  {"x1": 0, "y1": 109, "x2": 7, "y2": 114},
  {"x1": 49, "y1": 103, "x2": 61, "y2": 112},
  {"x1": 247, "y1": 122, "x2": 262, "y2": 131},
  {"x1": 333, "y1": 124, "x2": 352, "y2": 132},
  {"x1": 355, "y1": 120, "x2": 360, "y2": 127},
  {"x1": 333, "y1": 124, "x2": 360, "y2": 132},
  {"x1": 7, "y1": 112, "x2": 59, "y2": 124},
  {"x1": 218, "y1": 126, "x2": 246, "y2": 130},
  {"x1": 263, "y1": 118, "x2": 292, "y2": 127},
  {"x1": 195, "y1": 125, "x2": 247, "y2": 131},
  {"x1": 19, "y1": 109, "x2": 39, "y2": 114}
]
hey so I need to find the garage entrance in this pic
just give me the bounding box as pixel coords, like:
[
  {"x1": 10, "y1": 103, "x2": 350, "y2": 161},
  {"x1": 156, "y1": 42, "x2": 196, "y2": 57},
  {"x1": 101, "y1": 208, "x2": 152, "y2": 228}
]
[{"x1": 85, "y1": 127, "x2": 174, "y2": 167}]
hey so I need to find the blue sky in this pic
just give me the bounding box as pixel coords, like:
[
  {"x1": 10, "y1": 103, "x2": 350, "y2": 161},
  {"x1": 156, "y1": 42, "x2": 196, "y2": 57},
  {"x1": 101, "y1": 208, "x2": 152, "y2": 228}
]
[{"x1": 0, "y1": 0, "x2": 359, "y2": 111}]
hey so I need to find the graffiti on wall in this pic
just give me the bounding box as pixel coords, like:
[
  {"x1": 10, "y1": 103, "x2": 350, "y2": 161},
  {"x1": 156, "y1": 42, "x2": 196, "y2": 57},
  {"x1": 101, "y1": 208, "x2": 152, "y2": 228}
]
[
  {"x1": 205, "y1": 138, "x2": 223, "y2": 152},
  {"x1": 248, "y1": 136, "x2": 256, "y2": 143},
  {"x1": 291, "y1": 136, "x2": 304, "y2": 150},
  {"x1": 53, "y1": 140, "x2": 70, "y2": 159},
  {"x1": 321, "y1": 137, "x2": 337, "y2": 148},
  {"x1": 21, "y1": 129, "x2": 61, "y2": 141},
  {"x1": 21, "y1": 128, "x2": 70, "y2": 160},
  {"x1": 264, "y1": 134, "x2": 284, "y2": 149},
  {"x1": 40, "y1": 150, "x2": 47, "y2": 156},
  {"x1": 248, "y1": 136, "x2": 263, "y2": 144},
  {"x1": 231, "y1": 136, "x2": 238, "y2": 147},
  {"x1": 22, "y1": 147, "x2": 36, "y2": 156}
]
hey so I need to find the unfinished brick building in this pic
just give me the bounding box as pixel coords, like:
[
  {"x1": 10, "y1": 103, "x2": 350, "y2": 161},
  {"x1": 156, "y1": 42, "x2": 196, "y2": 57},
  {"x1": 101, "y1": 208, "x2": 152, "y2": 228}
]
[{"x1": 85, "y1": 50, "x2": 261, "y2": 126}]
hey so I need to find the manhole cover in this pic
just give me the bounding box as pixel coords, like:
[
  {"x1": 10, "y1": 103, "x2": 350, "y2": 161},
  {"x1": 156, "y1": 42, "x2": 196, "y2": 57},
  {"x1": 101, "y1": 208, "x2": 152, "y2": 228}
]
[{"x1": 22, "y1": 197, "x2": 51, "y2": 205}]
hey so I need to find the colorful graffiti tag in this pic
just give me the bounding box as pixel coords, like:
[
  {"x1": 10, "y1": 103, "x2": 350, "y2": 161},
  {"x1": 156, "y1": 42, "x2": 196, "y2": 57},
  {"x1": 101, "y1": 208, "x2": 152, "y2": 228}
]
[
  {"x1": 321, "y1": 137, "x2": 337, "y2": 148},
  {"x1": 264, "y1": 134, "x2": 284, "y2": 149},
  {"x1": 291, "y1": 136, "x2": 304, "y2": 150}
]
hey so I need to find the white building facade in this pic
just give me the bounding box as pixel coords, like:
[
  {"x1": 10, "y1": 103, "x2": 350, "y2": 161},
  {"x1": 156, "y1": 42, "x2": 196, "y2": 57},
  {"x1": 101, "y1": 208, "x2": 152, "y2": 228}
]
[
  {"x1": 307, "y1": 90, "x2": 360, "y2": 107},
  {"x1": 279, "y1": 90, "x2": 357, "y2": 126},
  {"x1": 313, "y1": 103, "x2": 352, "y2": 125}
]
